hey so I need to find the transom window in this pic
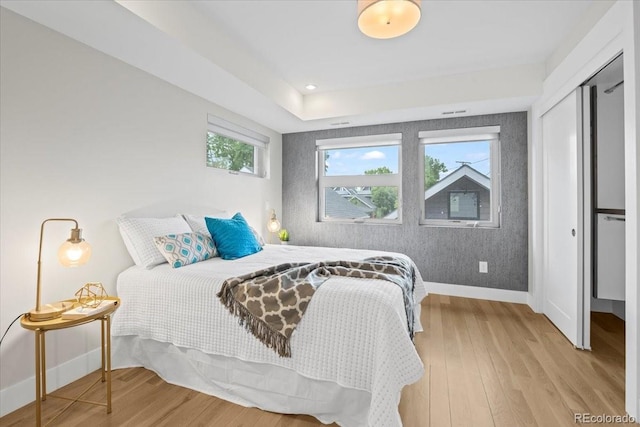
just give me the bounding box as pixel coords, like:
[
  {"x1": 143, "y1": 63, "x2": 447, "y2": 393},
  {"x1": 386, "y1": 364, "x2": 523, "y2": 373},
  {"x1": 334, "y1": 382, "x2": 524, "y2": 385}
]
[
  {"x1": 207, "y1": 114, "x2": 269, "y2": 177},
  {"x1": 419, "y1": 126, "x2": 501, "y2": 227},
  {"x1": 317, "y1": 134, "x2": 402, "y2": 223}
]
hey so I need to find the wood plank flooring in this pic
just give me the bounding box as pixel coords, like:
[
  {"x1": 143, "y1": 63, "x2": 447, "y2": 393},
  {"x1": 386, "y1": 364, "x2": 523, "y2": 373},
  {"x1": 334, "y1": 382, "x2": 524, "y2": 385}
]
[{"x1": 1, "y1": 294, "x2": 631, "y2": 426}]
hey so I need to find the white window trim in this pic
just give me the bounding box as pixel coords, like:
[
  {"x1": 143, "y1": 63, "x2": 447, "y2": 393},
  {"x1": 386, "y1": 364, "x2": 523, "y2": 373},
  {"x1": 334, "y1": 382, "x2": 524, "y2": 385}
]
[
  {"x1": 419, "y1": 126, "x2": 501, "y2": 228},
  {"x1": 207, "y1": 114, "x2": 269, "y2": 178},
  {"x1": 317, "y1": 134, "x2": 402, "y2": 224},
  {"x1": 316, "y1": 133, "x2": 402, "y2": 149}
]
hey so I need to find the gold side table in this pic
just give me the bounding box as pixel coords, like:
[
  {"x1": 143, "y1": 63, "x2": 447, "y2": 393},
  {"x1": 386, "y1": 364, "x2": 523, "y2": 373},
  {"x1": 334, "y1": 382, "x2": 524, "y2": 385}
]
[{"x1": 20, "y1": 296, "x2": 120, "y2": 427}]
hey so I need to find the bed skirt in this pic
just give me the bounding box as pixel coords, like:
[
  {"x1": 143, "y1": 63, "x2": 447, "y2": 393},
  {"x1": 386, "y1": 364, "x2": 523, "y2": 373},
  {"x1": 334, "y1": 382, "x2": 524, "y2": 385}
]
[{"x1": 112, "y1": 336, "x2": 374, "y2": 426}]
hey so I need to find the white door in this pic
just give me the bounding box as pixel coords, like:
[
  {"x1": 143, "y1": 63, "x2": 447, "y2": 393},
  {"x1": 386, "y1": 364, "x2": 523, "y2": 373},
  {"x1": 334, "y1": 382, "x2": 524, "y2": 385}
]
[{"x1": 541, "y1": 89, "x2": 584, "y2": 348}]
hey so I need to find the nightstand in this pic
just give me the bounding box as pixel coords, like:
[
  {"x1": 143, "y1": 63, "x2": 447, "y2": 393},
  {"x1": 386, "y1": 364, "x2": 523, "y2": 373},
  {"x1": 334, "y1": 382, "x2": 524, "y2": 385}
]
[{"x1": 20, "y1": 296, "x2": 120, "y2": 427}]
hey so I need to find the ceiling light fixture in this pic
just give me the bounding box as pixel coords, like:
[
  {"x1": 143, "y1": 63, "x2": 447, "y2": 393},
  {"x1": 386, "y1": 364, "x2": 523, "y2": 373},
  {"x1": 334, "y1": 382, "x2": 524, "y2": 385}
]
[
  {"x1": 305, "y1": 84, "x2": 317, "y2": 90},
  {"x1": 357, "y1": 0, "x2": 421, "y2": 40}
]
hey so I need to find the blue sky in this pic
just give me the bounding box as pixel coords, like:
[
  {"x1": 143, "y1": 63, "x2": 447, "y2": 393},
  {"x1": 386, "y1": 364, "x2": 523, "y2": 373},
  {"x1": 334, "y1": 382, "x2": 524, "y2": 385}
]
[
  {"x1": 325, "y1": 145, "x2": 399, "y2": 176},
  {"x1": 324, "y1": 141, "x2": 490, "y2": 177},
  {"x1": 425, "y1": 141, "x2": 491, "y2": 176}
]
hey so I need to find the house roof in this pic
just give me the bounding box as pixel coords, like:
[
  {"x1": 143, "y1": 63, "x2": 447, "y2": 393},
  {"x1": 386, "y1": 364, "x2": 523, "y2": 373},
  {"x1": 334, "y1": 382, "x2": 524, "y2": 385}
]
[
  {"x1": 384, "y1": 210, "x2": 398, "y2": 220},
  {"x1": 425, "y1": 165, "x2": 490, "y2": 200},
  {"x1": 334, "y1": 187, "x2": 376, "y2": 210},
  {"x1": 324, "y1": 189, "x2": 370, "y2": 220}
]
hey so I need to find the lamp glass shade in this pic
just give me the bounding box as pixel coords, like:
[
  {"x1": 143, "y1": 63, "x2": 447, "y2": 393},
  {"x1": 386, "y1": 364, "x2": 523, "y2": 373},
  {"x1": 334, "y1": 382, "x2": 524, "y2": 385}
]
[
  {"x1": 358, "y1": 0, "x2": 421, "y2": 39},
  {"x1": 267, "y1": 209, "x2": 281, "y2": 234},
  {"x1": 267, "y1": 218, "x2": 281, "y2": 233},
  {"x1": 58, "y1": 239, "x2": 91, "y2": 267}
]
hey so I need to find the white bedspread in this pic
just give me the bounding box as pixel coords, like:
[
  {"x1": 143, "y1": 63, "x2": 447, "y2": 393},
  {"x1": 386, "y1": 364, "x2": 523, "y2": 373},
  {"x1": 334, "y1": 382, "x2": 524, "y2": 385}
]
[{"x1": 112, "y1": 245, "x2": 427, "y2": 426}]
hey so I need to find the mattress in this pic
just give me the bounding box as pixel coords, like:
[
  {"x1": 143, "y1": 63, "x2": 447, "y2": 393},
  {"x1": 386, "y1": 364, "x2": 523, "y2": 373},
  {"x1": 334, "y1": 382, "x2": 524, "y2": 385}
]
[{"x1": 112, "y1": 244, "x2": 427, "y2": 426}]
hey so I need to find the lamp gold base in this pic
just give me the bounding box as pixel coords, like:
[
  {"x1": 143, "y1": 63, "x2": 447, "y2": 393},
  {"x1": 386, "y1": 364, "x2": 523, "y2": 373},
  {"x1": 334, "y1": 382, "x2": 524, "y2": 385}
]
[{"x1": 29, "y1": 301, "x2": 75, "y2": 322}]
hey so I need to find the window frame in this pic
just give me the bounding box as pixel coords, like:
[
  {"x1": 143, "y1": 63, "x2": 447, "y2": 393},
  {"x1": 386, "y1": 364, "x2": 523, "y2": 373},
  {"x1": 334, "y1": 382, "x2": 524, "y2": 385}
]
[
  {"x1": 316, "y1": 133, "x2": 402, "y2": 224},
  {"x1": 419, "y1": 126, "x2": 501, "y2": 228},
  {"x1": 207, "y1": 114, "x2": 269, "y2": 178}
]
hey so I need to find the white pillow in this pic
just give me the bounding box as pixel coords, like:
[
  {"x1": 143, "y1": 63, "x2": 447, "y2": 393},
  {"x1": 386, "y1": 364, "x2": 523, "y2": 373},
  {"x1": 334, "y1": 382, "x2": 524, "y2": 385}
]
[
  {"x1": 181, "y1": 212, "x2": 229, "y2": 235},
  {"x1": 181, "y1": 213, "x2": 266, "y2": 246},
  {"x1": 117, "y1": 216, "x2": 192, "y2": 268},
  {"x1": 251, "y1": 226, "x2": 266, "y2": 246}
]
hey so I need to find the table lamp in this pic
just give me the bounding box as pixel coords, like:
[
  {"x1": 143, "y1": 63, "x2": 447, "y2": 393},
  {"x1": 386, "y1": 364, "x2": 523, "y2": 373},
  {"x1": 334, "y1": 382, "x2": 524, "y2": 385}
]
[{"x1": 29, "y1": 218, "x2": 92, "y2": 321}]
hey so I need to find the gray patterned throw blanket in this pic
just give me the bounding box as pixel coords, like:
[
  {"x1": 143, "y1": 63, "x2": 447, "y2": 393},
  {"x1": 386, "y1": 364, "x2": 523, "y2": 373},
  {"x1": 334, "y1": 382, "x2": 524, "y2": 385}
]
[{"x1": 217, "y1": 256, "x2": 415, "y2": 357}]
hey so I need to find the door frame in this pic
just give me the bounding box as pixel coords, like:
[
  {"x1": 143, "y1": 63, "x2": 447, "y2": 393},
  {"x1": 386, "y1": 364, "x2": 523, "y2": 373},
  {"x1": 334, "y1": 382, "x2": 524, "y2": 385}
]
[{"x1": 581, "y1": 86, "x2": 593, "y2": 351}]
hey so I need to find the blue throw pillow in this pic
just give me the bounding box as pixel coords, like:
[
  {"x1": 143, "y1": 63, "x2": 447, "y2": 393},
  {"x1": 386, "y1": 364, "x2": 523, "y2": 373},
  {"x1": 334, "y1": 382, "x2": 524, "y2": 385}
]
[{"x1": 205, "y1": 212, "x2": 263, "y2": 260}]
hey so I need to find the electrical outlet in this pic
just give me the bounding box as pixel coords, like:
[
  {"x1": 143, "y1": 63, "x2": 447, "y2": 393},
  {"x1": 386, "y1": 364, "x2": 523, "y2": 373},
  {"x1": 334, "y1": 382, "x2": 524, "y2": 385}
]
[{"x1": 479, "y1": 261, "x2": 488, "y2": 273}]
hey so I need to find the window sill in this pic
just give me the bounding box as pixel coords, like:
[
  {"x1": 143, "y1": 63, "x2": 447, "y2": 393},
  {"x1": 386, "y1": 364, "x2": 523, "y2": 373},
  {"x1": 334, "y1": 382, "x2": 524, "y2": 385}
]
[
  {"x1": 319, "y1": 219, "x2": 402, "y2": 225},
  {"x1": 420, "y1": 221, "x2": 500, "y2": 229}
]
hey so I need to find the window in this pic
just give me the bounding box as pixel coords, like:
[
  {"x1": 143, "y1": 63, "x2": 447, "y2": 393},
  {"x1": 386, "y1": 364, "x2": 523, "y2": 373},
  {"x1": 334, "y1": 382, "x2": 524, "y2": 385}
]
[
  {"x1": 207, "y1": 114, "x2": 269, "y2": 177},
  {"x1": 317, "y1": 134, "x2": 402, "y2": 223},
  {"x1": 448, "y1": 191, "x2": 480, "y2": 220},
  {"x1": 419, "y1": 126, "x2": 501, "y2": 227}
]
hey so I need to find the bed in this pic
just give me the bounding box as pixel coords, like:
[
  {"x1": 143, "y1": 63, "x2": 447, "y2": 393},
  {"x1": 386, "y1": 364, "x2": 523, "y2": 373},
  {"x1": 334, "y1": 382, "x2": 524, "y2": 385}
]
[{"x1": 111, "y1": 214, "x2": 427, "y2": 427}]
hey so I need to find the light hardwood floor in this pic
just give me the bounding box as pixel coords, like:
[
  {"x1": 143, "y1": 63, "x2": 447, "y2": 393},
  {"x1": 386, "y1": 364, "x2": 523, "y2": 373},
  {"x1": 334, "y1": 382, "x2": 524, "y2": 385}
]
[{"x1": 1, "y1": 294, "x2": 631, "y2": 426}]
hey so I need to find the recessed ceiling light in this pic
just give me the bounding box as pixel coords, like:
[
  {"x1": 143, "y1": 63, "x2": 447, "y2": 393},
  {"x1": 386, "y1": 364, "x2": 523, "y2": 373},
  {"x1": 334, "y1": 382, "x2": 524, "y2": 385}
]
[{"x1": 305, "y1": 84, "x2": 317, "y2": 90}]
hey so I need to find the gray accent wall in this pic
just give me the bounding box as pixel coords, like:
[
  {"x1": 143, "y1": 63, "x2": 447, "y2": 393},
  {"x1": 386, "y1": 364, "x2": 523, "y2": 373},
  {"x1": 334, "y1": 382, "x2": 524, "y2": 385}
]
[{"x1": 282, "y1": 112, "x2": 528, "y2": 291}]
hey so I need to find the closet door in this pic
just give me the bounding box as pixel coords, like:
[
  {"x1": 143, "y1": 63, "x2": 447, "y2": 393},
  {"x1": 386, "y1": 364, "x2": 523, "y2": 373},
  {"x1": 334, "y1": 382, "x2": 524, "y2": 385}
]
[{"x1": 541, "y1": 89, "x2": 584, "y2": 348}]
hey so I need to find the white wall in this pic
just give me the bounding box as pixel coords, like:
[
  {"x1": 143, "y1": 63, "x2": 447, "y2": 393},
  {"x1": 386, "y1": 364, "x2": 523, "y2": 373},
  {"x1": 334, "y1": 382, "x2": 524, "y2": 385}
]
[
  {"x1": 595, "y1": 77, "x2": 625, "y2": 210},
  {"x1": 0, "y1": 8, "x2": 282, "y2": 415}
]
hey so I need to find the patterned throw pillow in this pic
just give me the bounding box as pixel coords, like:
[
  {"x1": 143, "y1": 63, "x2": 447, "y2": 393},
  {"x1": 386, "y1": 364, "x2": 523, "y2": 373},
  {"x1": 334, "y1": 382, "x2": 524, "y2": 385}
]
[
  {"x1": 205, "y1": 212, "x2": 263, "y2": 260},
  {"x1": 153, "y1": 232, "x2": 216, "y2": 268}
]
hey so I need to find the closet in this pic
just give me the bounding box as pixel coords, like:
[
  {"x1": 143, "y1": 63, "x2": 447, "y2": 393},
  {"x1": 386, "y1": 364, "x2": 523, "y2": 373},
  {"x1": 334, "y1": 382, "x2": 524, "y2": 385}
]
[
  {"x1": 584, "y1": 54, "x2": 626, "y2": 321},
  {"x1": 541, "y1": 53, "x2": 626, "y2": 349}
]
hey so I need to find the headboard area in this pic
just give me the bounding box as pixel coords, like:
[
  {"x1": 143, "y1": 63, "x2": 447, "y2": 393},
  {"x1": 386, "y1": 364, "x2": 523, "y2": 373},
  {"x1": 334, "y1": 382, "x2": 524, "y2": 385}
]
[
  {"x1": 120, "y1": 199, "x2": 229, "y2": 219},
  {"x1": 116, "y1": 198, "x2": 268, "y2": 268}
]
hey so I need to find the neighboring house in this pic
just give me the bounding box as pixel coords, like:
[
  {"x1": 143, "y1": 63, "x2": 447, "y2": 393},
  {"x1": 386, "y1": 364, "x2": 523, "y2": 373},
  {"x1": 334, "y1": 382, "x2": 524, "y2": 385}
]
[
  {"x1": 424, "y1": 165, "x2": 490, "y2": 221},
  {"x1": 333, "y1": 187, "x2": 376, "y2": 211},
  {"x1": 384, "y1": 210, "x2": 398, "y2": 220},
  {"x1": 324, "y1": 188, "x2": 371, "y2": 219}
]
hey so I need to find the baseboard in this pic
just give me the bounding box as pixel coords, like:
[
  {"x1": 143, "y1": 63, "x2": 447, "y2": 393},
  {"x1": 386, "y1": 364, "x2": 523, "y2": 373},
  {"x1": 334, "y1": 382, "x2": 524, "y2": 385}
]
[
  {"x1": 591, "y1": 297, "x2": 614, "y2": 313},
  {"x1": 590, "y1": 298, "x2": 626, "y2": 321},
  {"x1": 0, "y1": 347, "x2": 101, "y2": 417},
  {"x1": 526, "y1": 291, "x2": 541, "y2": 312},
  {"x1": 611, "y1": 300, "x2": 625, "y2": 321},
  {"x1": 426, "y1": 281, "x2": 529, "y2": 304}
]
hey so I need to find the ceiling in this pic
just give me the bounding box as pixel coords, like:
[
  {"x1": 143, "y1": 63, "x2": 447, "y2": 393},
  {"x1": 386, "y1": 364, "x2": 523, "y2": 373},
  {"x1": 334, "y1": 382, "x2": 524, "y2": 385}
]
[
  {"x1": 193, "y1": 0, "x2": 591, "y2": 94},
  {"x1": 2, "y1": 0, "x2": 608, "y2": 133}
]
